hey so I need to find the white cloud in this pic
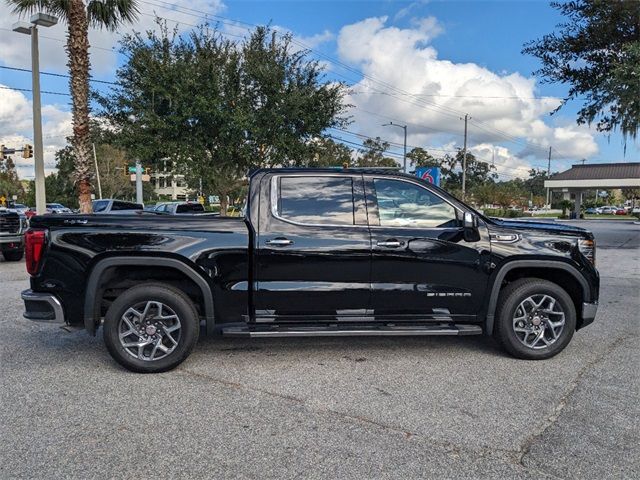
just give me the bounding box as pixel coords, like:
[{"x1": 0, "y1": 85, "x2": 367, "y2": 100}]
[
  {"x1": 0, "y1": 85, "x2": 71, "y2": 178},
  {"x1": 337, "y1": 16, "x2": 600, "y2": 176}
]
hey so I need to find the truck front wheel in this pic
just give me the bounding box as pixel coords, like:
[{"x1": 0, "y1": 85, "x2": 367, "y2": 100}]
[
  {"x1": 494, "y1": 278, "x2": 576, "y2": 360},
  {"x1": 103, "y1": 283, "x2": 200, "y2": 373}
]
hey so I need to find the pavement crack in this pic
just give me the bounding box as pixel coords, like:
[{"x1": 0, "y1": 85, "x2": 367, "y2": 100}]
[
  {"x1": 516, "y1": 335, "x2": 630, "y2": 469},
  {"x1": 176, "y1": 367, "x2": 518, "y2": 465}
]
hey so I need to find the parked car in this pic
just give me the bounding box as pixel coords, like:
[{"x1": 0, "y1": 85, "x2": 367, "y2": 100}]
[
  {"x1": 21, "y1": 168, "x2": 600, "y2": 372},
  {"x1": 614, "y1": 208, "x2": 627, "y2": 215},
  {"x1": 9, "y1": 203, "x2": 30, "y2": 215},
  {"x1": 0, "y1": 207, "x2": 26, "y2": 261},
  {"x1": 46, "y1": 203, "x2": 72, "y2": 214},
  {"x1": 599, "y1": 206, "x2": 617, "y2": 214},
  {"x1": 154, "y1": 201, "x2": 209, "y2": 215},
  {"x1": 144, "y1": 204, "x2": 162, "y2": 212},
  {"x1": 92, "y1": 199, "x2": 143, "y2": 214},
  {"x1": 584, "y1": 207, "x2": 597, "y2": 214}
]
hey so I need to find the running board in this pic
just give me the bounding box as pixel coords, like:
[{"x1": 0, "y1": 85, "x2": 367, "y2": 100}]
[{"x1": 222, "y1": 323, "x2": 483, "y2": 338}]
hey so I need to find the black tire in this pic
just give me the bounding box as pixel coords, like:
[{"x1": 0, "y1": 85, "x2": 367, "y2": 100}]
[
  {"x1": 103, "y1": 283, "x2": 200, "y2": 373},
  {"x1": 2, "y1": 248, "x2": 24, "y2": 261},
  {"x1": 494, "y1": 278, "x2": 576, "y2": 360}
]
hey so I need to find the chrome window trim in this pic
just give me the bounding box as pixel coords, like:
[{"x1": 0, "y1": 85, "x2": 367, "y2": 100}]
[
  {"x1": 270, "y1": 174, "x2": 366, "y2": 229},
  {"x1": 368, "y1": 176, "x2": 463, "y2": 230}
]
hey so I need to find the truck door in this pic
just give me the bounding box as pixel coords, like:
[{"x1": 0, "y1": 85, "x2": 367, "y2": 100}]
[
  {"x1": 255, "y1": 173, "x2": 371, "y2": 321},
  {"x1": 365, "y1": 176, "x2": 490, "y2": 321}
]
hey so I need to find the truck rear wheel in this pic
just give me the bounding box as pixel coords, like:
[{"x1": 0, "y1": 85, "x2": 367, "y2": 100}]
[
  {"x1": 494, "y1": 278, "x2": 576, "y2": 360},
  {"x1": 103, "y1": 283, "x2": 200, "y2": 373}
]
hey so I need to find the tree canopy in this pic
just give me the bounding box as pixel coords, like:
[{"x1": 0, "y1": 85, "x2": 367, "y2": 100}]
[
  {"x1": 523, "y1": 0, "x2": 640, "y2": 143},
  {"x1": 98, "y1": 22, "x2": 349, "y2": 213}
]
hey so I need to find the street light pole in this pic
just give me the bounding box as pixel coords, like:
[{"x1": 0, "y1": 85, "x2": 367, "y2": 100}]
[
  {"x1": 13, "y1": 13, "x2": 58, "y2": 215},
  {"x1": 30, "y1": 24, "x2": 46, "y2": 215},
  {"x1": 382, "y1": 122, "x2": 408, "y2": 172}
]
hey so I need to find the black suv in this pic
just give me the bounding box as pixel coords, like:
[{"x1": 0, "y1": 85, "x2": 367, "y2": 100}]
[{"x1": 20, "y1": 168, "x2": 598, "y2": 372}]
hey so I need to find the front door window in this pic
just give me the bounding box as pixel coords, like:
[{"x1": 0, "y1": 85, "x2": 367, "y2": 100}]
[{"x1": 373, "y1": 178, "x2": 457, "y2": 228}]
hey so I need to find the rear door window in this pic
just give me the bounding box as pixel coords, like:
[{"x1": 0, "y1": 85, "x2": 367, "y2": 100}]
[
  {"x1": 176, "y1": 203, "x2": 205, "y2": 213},
  {"x1": 112, "y1": 201, "x2": 142, "y2": 211},
  {"x1": 277, "y1": 176, "x2": 355, "y2": 225},
  {"x1": 92, "y1": 200, "x2": 109, "y2": 212}
]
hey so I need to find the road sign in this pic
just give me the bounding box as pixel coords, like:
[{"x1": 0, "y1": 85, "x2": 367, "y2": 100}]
[
  {"x1": 415, "y1": 167, "x2": 441, "y2": 186},
  {"x1": 128, "y1": 166, "x2": 137, "y2": 173},
  {"x1": 130, "y1": 174, "x2": 150, "y2": 182},
  {"x1": 208, "y1": 195, "x2": 219, "y2": 204}
]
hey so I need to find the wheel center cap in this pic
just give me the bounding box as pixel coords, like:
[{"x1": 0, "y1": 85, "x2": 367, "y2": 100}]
[
  {"x1": 145, "y1": 325, "x2": 157, "y2": 335},
  {"x1": 532, "y1": 316, "x2": 542, "y2": 326}
]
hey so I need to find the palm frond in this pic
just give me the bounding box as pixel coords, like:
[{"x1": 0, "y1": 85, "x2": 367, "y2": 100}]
[
  {"x1": 6, "y1": 0, "x2": 71, "y2": 21},
  {"x1": 87, "y1": 0, "x2": 139, "y2": 31}
]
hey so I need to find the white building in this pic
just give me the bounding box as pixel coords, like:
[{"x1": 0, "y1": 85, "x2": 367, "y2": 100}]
[{"x1": 150, "y1": 159, "x2": 189, "y2": 200}]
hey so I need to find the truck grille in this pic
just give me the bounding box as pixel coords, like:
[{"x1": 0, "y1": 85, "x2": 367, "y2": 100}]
[{"x1": 0, "y1": 215, "x2": 21, "y2": 233}]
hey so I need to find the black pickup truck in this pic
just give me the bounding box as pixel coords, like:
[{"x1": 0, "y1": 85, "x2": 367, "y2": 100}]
[{"x1": 21, "y1": 168, "x2": 599, "y2": 372}]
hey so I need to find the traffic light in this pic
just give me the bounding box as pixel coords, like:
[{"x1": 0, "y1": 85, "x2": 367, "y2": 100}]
[{"x1": 23, "y1": 144, "x2": 33, "y2": 159}]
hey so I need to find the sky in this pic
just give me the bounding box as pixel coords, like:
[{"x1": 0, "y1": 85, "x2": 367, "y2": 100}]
[{"x1": 1, "y1": 0, "x2": 638, "y2": 181}]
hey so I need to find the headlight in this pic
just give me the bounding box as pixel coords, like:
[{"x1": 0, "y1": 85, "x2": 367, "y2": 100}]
[{"x1": 579, "y1": 238, "x2": 595, "y2": 266}]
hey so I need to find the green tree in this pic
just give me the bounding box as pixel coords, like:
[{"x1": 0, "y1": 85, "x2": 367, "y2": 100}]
[
  {"x1": 523, "y1": 0, "x2": 640, "y2": 142},
  {"x1": 306, "y1": 137, "x2": 353, "y2": 167},
  {"x1": 471, "y1": 182, "x2": 497, "y2": 207},
  {"x1": 407, "y1": 147, "x2": 440, "y2": 168},
  {"x1": 99, "y1": 22, "x2": 348, "y2": 215},
  {"x1": 356, "y1": 137, "x2": 398, "y2": 167},
  {"x1": 8, "y1": 0, "x2": 139, "y2": 213},
  {"x1": 440, "y1": 151, "x2": 497, "y2": 195},
  {"x1": 0, "y1": 156, "x2": 24, "y2": 203}
]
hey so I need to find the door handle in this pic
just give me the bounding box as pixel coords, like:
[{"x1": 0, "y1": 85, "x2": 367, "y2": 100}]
[
  {"x1": 377, "y1": 240, "x2": 403, "y2": 248},
  {"x1": 266, "y1": 238, "x2": 294, "y2": 247}
]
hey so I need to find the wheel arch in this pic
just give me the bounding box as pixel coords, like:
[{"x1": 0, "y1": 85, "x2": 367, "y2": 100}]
[
  {"x1": 484, "y1": 260, "x2": 590, "y2": 335},
  {"x1": 84, "y1": 256, "x2": 215, "y2": 336}
]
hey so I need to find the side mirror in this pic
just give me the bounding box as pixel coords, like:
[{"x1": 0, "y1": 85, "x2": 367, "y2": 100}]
[
  {"x1": 463, "y1": 211, "x2": 478, "y2": 229},
  {"x1": 463, "y1": 212, "x2": 480, "y2": 242}
]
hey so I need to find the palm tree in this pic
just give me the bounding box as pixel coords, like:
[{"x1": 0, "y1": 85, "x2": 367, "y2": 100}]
[{"x1": 7, "y1": 0, "x2": 138, "y2": 213}]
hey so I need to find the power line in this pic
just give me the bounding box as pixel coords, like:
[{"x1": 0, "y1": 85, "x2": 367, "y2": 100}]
[
  {"x1": 350, "y1": 90, "x2": 560, "y2": 101},
  {"x1": 0, "y1": 27, "x2": 115, "y2": 52},
  {"x1": 0, "y1": 85, "x2": 71, "y2": 97},
  {"x1": 0, "y1": 65, "x2": 118, "y2": 85}
]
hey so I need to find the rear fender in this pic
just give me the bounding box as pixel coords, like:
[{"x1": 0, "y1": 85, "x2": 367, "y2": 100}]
[{"x1": 83, "y1": 256, "x2": 215, "y2": 335}]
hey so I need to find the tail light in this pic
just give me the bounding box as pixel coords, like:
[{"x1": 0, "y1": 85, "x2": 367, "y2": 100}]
[
  {"x1": 25, "y1": 228, "x2": 47, "y2": 276},
  {"x1": 579, "y1": 238, "x2": 595, "y2": 266}
]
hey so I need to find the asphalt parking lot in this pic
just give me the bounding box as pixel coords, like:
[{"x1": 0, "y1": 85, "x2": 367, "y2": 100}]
[{"x1": 1, "y1": 220, "x2": 638, "y2": 479}]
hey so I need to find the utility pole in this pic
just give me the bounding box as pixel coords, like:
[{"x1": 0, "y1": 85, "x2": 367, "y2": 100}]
[
  {"x1": 546, "y1": 146, "x2": 552, "y2": 208},
  {"x1": 382, "y1": 122, "x2": 408, "y2": 172},
  {"x1": 135, "y1": 159, "x2": 143, "y2": 204},
  {"x1": 461, "y1": 114, "x2": 470, "y2": 201},
  {"x1": 402, "y1": 124, "x2": 407, "y2": 173},
  {"x1": 92, "y1": 143, "x2": 102, "y2": 199}
]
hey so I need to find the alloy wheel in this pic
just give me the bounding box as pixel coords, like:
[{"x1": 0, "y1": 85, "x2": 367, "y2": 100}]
[
  {"x1": 512, "y1": 294, "x2": 565, "y2": 349},
  {"x1": 118, "y1": 301, "x2": 182, "y2": 361}
]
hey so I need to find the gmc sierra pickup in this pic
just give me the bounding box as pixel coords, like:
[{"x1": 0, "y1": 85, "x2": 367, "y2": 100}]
[{"x1": 21, "y1": 168, "x2": 599, "y2": 373}]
